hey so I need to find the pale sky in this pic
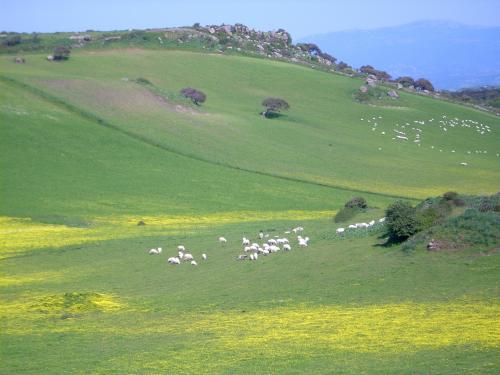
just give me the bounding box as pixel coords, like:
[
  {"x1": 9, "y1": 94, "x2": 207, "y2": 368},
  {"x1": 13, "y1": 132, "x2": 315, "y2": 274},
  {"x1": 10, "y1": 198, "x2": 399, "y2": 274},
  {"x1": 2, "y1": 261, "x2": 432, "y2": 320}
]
[{"x1": 2, "y1": 0, "x2": 500, "y2": 38}]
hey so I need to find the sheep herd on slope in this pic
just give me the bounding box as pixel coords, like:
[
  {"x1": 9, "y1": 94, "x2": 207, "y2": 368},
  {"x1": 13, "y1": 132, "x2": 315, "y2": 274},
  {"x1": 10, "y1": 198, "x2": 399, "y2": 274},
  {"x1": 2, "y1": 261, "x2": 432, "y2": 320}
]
[
  {"x1": 361, "y1": 114, "x2": 498, "y2": 165},
  {"x1": 147, "y1": 226, "x2": 310, "y2": 266},
  {"x1": 147, "y1": 218, "x2": 386, "y2": 266}
]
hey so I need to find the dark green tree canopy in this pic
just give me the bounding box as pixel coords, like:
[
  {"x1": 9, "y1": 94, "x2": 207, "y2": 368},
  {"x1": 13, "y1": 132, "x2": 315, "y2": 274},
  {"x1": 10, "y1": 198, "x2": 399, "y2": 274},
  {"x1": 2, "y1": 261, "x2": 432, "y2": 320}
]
[
  {"x1": 261, "y1": 97, "x2": 290, "y2": 118},
  {"x1": 180, "y1": 87, "x2": 207, "y2": 105}
]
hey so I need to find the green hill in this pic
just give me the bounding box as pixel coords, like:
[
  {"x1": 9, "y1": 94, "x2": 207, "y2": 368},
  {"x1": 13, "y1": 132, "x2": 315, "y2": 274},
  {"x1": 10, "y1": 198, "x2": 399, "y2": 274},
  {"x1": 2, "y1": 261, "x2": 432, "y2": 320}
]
[{"x1": 1, "y1": 41, "x2": 499, "y2": 374}]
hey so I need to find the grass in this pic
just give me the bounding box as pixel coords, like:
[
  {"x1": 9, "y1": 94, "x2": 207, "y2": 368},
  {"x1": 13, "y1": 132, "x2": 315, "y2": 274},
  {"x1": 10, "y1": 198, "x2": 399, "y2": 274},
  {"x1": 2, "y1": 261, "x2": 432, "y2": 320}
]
[
  {"x1": 1, "y1": 46, "x2": 499, "y2": 373},
  {"x1": 0, "y1": 49, "x2": 499, "y2": 199}
]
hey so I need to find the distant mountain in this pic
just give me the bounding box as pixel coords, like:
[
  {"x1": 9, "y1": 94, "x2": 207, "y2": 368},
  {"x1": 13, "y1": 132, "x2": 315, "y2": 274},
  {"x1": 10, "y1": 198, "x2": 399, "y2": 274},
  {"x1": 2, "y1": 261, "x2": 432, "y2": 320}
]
[{"x1": 300, "y1": 21, "x2": 500, "y2": 90}]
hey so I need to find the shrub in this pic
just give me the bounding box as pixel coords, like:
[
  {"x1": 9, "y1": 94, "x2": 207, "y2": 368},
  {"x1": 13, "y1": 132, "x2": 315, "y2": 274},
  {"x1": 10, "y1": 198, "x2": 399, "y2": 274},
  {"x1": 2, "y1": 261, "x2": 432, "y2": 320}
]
[
  {"x1": 415, "y1": 78, "x2": 434, "y2": 92},
  {"x1": 443, "y1": 191, "x2": 458, "y2": 201},
  {"x1": 53, "y1": 45, "x2": 71, "y2": 60},
  {"x1": 3, "y1": 35, "x2": 21, "y2": 47},
  {"x1": 345, "y1": 197, "x2": 367, "y2": 209},
  {"x1": 136, "y1": 77, "x2": 152, "y2": 85},
  {"x1": 261, "y1": 97, "x2": 290, "y2": 118},
  {"x1": 396, "y1": 76, "x2": 415, "y2": 87},
  {"x1": 180, "y1": 87, "x2": 207, "y2": 105},
  {"x1": 385, "y1": 201, "x2": 422, "y2": 241}
]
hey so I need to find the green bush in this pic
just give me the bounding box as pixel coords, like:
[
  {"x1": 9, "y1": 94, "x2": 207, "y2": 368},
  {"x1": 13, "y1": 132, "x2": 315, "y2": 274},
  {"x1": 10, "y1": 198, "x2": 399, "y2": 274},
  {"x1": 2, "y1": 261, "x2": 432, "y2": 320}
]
[
  {"x1": 443, "y1": 191, "x2": 458, "y2": 201},
  {"x1": 135, "y1": 77, "x2": 152, "y2": 85},
  {"x1": 345, "y1": 196, "x2": 367, "y2": 209},
  {"x1": 386, "y1": 200, "x2": 422, "y2": 241}
]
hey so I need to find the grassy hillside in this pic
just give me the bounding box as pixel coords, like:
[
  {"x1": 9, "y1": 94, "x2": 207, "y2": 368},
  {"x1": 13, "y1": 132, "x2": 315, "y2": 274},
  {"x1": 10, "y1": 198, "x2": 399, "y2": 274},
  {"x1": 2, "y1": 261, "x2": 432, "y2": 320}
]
[
  {"x1": 1, "y1": 46, "x2": 499, "y2": 374},
  {"x1": 1, "y1": 49, "x2": 499, "y2": 199}
]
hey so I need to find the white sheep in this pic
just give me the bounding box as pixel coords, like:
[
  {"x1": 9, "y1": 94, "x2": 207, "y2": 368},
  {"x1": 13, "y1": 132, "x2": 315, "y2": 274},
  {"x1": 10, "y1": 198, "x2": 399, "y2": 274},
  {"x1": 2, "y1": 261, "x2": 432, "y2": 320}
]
[
  {"x1": 168, "y1": 257, "x2": 180, "y2": 265},
  {"x1": 191, "y1": 260, "x2": 198, "y2": 266},
  {"x1": 244, "y1": 246, "x2": 252, "y2": 253},
  {"x1": 249, "y1": 253, "x2": 255, "y2": 260},
  {"x1": 268, "y1": 239, "x2": 277, "y2": 245},
  {"x1": 202, "y1": 253, "x2": 207, "y2": 260},
  {"x1": 298, "y1": 238, "x2": 308, "y2": 247},
  {"x1": 348, "y1": 224, "x2": 357, "y2": 229},
  {"x1": 242, "y1": 237, "x2": 250, "y2": 246},
  {"x1": 218, "y1": 237, "x2": 227, "y2": 245},
  {"x1": 178, "y1": 251, "x2": 185, "y2": 260},
  {"x1": 283, "y1": 244, "x2": 291, "y2": 251},
  {"x1": 149, "y1": 248, "x2": 159, "y2": 255},
  {"x1": 336, "y1": 228, "x2": 345, "y2": 234},
  {"x1": 259, "y1": 231, "x2": 264, "y2": 239},
  {"x1": 269, "y1": 245, "x2": 280, "y2": 253},
  {"x1": 183, "y1": 253, "x2": 194, "y2": 262},
  {"x1": 379, "y1": 217, "x2": 386, "y2": 223},
  {"x1": 177, "y1": 245, "x2": 186, "y2": 252},
  {"x1": 157, "y1": 247, "x2": 162, "y2": 254}
]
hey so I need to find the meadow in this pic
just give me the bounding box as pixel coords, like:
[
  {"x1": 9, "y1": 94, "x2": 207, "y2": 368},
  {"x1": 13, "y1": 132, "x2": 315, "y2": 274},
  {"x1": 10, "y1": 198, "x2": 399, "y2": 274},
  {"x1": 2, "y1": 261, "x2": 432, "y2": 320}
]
[{"x1": 1, "y1": 47, "x2": 499, "y2": 373}]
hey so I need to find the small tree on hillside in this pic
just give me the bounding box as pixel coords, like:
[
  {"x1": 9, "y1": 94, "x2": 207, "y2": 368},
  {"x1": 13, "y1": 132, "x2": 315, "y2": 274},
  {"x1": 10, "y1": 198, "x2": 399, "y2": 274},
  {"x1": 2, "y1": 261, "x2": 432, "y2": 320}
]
[
  {"x1": 180, "y1": 87, "x2": 207, "y2": 105},
  {"x1": 261, "y1": 97, "x2": 290, "y2": 118},
  {"x1": 52, "y1": 45, "x2": 71, "y2": 60},
  {"x1": 415, "y1": 78, "x2": 434, "y2": 92},
  {"x1": 396, "y1": 76, "x2": 415, "y2": 87},
  {"x1": 385, "y1": 200, "x2": 422, "y2": 241}
]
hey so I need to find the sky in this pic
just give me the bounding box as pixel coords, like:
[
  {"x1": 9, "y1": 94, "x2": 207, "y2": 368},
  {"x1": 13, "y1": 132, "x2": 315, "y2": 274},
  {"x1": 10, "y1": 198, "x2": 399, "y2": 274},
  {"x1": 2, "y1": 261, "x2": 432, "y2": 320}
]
[{"x1": 2, "y1": 0, "x2": 500, "y2": 38}]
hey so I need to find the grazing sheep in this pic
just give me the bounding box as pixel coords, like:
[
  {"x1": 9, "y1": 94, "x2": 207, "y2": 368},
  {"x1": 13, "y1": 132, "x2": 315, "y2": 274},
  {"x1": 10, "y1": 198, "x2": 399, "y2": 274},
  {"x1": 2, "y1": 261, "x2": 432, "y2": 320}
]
[
  {"x1": 249, "y1": 253, "x2": 255, "y2": 260},
  {"x1": 292, "y1": 226, "x2": 304, "y2": 234},
  {"x1": 184, "y1": 253, "x2": 194, "y2": 262},
  {"x1": 369, "y1": 220, "x2": 375, "y2": 226},
  {"x1": 177, "y1": 245, "x2": 186, "y2": 252},
  {"x1": 348, "y1": 224, "x2": 357, "y2": 229},
  {"x1": 336, "y1": 228, "x2": 345, "y2": 235},
  {"x1": 259, "y1": 231, "x2": 264, "y2": 239},
  {"x1": 149, "y1": 248, "x2": 159, "y2": 255},
  {"x1": 379, "y1": 217, "x2": 386, "y2": 223},
  {"x1": 168, "y1": 257, "x2": 180, "y2": 265},
  {"x1": 219, "y1": 237, "x2": 227, "y2": 245},
  {"x1": 237, "y1": 254, "x2": 248, "y2": 260},
  {"x1": 157, "y1": 247, "x2": 162, "y2": 254},
  {"x1": 202, "y1": 253, "x2": 207, "y2": 260},
  {"x1": 253, "y1": 253, "x2": 259, "y2": 260},
  {"x1": 269, "y1": 245, "x2": 280, "y2": 253},
  {"x1": 268, "y1": 239, "x2": 277, "y2": 245},
  {"x1": 178, "y1": 251, "x2": 185, "y2": 260},
  {"x1": 283, "y1": 244, "x2": 291, "y2": 251},
  {"x1": 242, "y1": 237, "x2": 250, "y2": 246},
  {"x1": 191, "y1": 260, "x2": 198, "y2": 266},
  {"x1": 298, "y1": 238, "x2": 308, "y2": 247},
  {"x1": 244, "y1": 246, "x2": 252, "y2": 253},
  {"x1": 460, "y1": 162, "x2": 468, "y2": 166}
]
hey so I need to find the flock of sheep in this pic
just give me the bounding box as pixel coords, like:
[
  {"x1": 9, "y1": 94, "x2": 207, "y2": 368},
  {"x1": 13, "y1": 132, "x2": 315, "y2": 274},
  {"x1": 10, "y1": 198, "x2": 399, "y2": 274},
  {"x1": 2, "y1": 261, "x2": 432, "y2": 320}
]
[
  {"x1": 360, "y1": 114, "x2": 498, "y2": 162},
  {"x1": 335, "y1": 217, "x2": 385, "y2": 234},
  {"x1": 147, "y1": 226, "x2": 310, "y2": 266}
]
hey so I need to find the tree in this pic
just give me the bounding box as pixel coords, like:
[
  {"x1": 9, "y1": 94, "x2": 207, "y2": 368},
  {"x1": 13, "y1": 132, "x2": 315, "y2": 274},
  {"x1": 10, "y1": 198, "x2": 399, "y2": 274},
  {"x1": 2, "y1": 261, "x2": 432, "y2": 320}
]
[
  {"x1": 415, "y1": 78, "x2": 434, "y2": 92},
  {"x1": 261, "y1": 97, "x2": 290, "y2": 118},
  {"x1": 180, "y1": 87, "x2": 206, "y2": 105},
  {"x1": 52, "y1": 45, "x2": 71, "y2": 60},
  {"x1": 345, "y1": 197, "x2": 367, "y2": 209},
  {"x1": 385, "y1": 201, "x2": 422, "y2": 241},
  {"x1": 396, "y1": 76, "x2": 415, "y2": 88}
]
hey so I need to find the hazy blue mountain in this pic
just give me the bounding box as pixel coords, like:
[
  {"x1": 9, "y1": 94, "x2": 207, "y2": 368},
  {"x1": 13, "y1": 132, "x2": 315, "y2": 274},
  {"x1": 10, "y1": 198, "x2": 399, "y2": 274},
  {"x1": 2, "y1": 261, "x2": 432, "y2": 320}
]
[{"x1": 300, "y1": 21, "x2": 500, "y2": 90}]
